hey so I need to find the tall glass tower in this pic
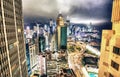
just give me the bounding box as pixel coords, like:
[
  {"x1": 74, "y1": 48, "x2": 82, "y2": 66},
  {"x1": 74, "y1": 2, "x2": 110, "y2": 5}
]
[{"x1": 56, "y1": 13, "x2": 67, "y2": 50}]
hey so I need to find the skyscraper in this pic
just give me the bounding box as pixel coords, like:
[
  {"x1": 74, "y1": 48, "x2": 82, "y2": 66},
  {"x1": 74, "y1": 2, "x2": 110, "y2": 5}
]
[
  {"x1": 39, "y1": 34, "x2": 45, "y2": 53},
  {"x1": 99, "y1": 0, "x2": 120, "y2": 77},
  {"x1": 56, "y1": 13, "x2": 67, "y2": 50},
  {"x1": 0, "y1": 0, "x2": 28, "y2": 77},
  {"x1": 26, "y1": 43, "x2": 32, "y2": 76},
  {"x1": 50, "y1": 19, "x2": 53, "y2": 34}
]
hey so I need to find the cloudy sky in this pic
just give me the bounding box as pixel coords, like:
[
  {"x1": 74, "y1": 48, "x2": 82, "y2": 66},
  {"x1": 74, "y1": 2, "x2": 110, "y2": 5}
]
[{"x1": 22, "y1": 0, "x2": 113, "y2": 24}]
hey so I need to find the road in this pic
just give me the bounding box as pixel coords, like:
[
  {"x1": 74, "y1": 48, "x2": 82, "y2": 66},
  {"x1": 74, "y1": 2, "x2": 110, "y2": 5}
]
[
  {"x1": 67, "y1": 40, "x2": 91, "y2": 77},
  {"x1": 86, "y1": 44, "x2": 100, "y2": 56},
  {"x1": 68, "y1": 52, "x2": 84, "y2": 77}
]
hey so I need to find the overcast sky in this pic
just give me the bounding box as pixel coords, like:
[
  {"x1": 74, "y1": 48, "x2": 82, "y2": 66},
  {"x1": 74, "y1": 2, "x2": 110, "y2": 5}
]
[{"x1": 22, "y1": 0, "x2": 113, "y2": 24}]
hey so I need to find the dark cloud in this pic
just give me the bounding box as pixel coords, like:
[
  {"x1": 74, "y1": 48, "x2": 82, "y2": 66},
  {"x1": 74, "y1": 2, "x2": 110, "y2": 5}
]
[
  {"x1": 69, "y1": 0, "x2": 113, "y2": 20},
  {"x1": 22, "y1": 0, "x2": 113, "y2": 23}
]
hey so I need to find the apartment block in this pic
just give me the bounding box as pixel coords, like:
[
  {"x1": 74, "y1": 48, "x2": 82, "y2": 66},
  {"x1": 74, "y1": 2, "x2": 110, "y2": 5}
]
[{"x1": 99, "y1": 0, "x2": 120, "y2": 77}]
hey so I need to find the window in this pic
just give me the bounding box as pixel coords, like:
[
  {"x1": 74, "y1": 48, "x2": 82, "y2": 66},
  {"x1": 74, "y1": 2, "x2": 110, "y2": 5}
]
[
  {"x1": 111, "y1": 60, "x2": 119, "y2": 71},
  {"x1": 104, "y1": 72, "x2": 107, "y2": 76},
  {"x1": 103, "y1": 62, "x2": 108, "y2": 67},
  {"x1": 106, "y1": 40, "x2": 109, "y2": 46},
  {"x1": 113, "y1": 46, "x2": 120, "y2": 55},
  {"x1": 109, "y1": 73, "x2": 114, "y2": 77},
  {"x1": 8, "y1": 44, "x2": 14, "y2": 50}
]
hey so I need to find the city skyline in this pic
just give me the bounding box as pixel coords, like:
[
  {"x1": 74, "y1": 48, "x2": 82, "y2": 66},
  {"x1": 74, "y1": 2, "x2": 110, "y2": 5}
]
[{"x1": 1, "y1": 0, "x2": 120, "y2": 77}]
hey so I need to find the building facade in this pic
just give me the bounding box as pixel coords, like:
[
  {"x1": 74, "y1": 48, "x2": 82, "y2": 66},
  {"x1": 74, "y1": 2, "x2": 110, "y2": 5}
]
[
  {"x1": 60, "y1": 26, "x2": 67, "y2": 49},
  {"x1": 99, "y1": 0, "x2": 120, "y2": 77},
  {"x1": 0, "y1": 0, "x2": 28, "y2": 77}
]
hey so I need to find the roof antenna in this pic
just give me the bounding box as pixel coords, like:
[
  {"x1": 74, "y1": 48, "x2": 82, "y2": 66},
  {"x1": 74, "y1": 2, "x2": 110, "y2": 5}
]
[{"x1": 66, "y1": 16, "x2": 69, "y2": 20}]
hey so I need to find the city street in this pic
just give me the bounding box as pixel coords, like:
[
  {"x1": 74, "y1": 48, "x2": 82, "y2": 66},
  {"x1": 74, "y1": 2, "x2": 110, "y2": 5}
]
[
  {"x1": 68, "y1": 52, "x2": 83, "y2": 77},
  {"x1": 67, "y1": 39, "x2": 94, "y2": 77}
]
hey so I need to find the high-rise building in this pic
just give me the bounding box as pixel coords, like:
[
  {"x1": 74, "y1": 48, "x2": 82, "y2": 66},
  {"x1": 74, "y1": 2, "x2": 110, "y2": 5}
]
[
  {"x1": 56, "y1": 13, "x2": 67, "y2": 50},
  {"x1": 0, "y1": 0, "x2": 28, "y2": 77},
  {"x1": 50, "y1": 19, "x2": 53, "y2": 34},
  {"x1": 26, "y1": 42, "x2": 32, "y2": 76},
  {"x1": 50, "y1": 34, "x2": 57, "y2": 52},
  {"x1": 99, "y1": 0, "x2": 120, "y2": 77},
  {"x1": 66, "y1": 20, "x2": 71, "y2": 36},
  {"x1": 29, "y1": 41, "x2": 38, "y2": 73},
  {"x1": 39, "y1": 34, "x2": 45, "y2": 53}
]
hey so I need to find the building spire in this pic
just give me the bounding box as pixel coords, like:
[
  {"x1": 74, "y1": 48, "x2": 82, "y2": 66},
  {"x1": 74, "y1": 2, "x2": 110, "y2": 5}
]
[
  {"x1": 66, "y1": 16, "x2": 69, "y2": 20},
  {"x1": 59, "y1": 10, "x2": 62, "y2": 14}
]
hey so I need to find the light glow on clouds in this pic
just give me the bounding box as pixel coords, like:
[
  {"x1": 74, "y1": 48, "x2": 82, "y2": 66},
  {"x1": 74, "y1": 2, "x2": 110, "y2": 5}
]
[{"x1": 70, "y1": 17, "x2": 108, "y2": 24}]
